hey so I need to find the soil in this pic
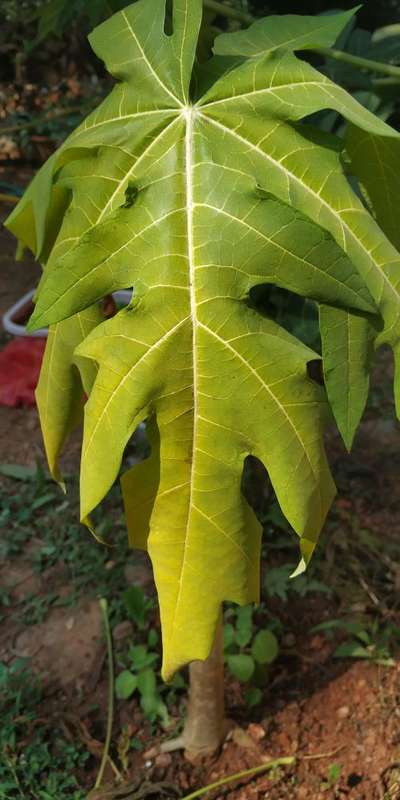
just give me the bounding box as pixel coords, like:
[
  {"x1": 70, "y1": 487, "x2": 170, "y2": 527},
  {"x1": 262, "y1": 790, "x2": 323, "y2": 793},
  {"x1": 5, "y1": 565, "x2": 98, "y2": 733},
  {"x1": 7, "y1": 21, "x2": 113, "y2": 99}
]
[{"x1": 1, "y1": 188, "x2": 400, "y2": 800}]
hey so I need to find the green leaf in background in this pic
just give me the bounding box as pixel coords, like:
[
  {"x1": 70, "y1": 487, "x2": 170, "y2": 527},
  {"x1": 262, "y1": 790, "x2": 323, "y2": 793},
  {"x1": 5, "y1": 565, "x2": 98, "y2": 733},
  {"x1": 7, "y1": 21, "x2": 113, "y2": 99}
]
[
  {"x1": 235, "y1": 606, "x2": 253, "y2": 648},
  {"x1": 223, "y1": 624, "x2": 236, "y2": 650},
  {"x1": 227, "y1": 654, "x2": 255, "y2": 682},
  {"x1": 123, "y1": 585, "x2": 147, "y2": 628},
  {"x1": 264, "y1": 565, "x2": 293, "y2": 602},
  {"x1": 6, "y1": 0, "x2": 400, "y2": 678},
  {"x1": 36, "y1": 0, "x2": 74, "y2": 42},
  {"x1": 245, "y1": 687, "x2": 263, "y2": 707},
  {"x1": 137, "y1": 668, "x2": 157, "y2": 698},
  {"x1": 333, "y1": 642, "x2": 370, "y2": 659},
  {"x1": 0, "y1": 464, "x2": 38, "y2": 481},
  {"x1": 251, "y1": 630, "x2": 279, "y2": 665},
  {"x1": 137, "y1": 669, "x2": 169, "y2": 723},
  {"x1": 128, "y1": 645, "x2": 158, "y2": 671},
  {"x1": 370, "y1": 24, "x2": 400, "y2": 64},
  {"x1": 115, "y1": 670, "x2": 137, "y2": 700},
  {"x1": 148, "y1": 629, "x2": 159, "y2": 649}
]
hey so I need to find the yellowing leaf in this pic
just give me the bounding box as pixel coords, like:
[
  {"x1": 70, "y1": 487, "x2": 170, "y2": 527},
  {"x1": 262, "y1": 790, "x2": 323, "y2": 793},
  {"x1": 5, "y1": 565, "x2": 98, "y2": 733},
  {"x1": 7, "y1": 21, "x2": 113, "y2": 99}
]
[
  {"x1": 6, "y1": 1, "x2": 400, "y2": 678},
  {"x1": 36, "y1": 309, "x2": 103, "y2": 485}
]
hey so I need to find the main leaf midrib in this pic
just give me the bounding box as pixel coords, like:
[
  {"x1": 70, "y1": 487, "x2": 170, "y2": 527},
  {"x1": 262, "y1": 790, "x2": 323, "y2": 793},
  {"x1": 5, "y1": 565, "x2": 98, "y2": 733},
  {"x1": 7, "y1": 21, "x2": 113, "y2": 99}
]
[{"x1": 169, "y1": 106, "x2": 198, "y2": 638}]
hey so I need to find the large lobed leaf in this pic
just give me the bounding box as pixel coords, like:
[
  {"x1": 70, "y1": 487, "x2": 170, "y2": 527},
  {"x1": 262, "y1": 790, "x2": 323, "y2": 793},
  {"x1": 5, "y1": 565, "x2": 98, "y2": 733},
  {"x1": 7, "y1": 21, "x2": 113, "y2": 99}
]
[{"x1": 6, "y1": 1, "x2": 400, "y2": 678}]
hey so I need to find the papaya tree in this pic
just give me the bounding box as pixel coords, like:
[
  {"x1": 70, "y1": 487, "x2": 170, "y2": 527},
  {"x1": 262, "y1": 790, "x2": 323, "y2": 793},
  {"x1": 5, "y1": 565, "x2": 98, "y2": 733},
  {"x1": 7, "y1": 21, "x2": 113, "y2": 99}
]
[{"x1": 6, "y1": 0, "x2": 400, "y2": 759}]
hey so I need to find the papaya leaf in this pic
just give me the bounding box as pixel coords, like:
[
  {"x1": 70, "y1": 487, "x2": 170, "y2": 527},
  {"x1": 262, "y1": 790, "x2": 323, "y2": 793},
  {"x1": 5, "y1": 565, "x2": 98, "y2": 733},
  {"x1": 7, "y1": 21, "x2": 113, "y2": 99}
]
[
  {"x1": 36, "y1": 309, "x2": 103, "y2": 486},
  {"x1": 6, "y1": 1, "x2": 400, "y2": 678},
  {"x1": 212, "y1": 7, "x2": 360, "y2": 58},
  {"x1": 344, "y1": 127, "x2": 400, "y2": 419},
  {"x1": 346, "y1": 126, "x2": 400, "y2": 251},
  {"x1": 319, "y1": 306, "x2": 378, "y2": 450},
  {"x1": 121, "y1": 418, "x2": 160, "y2": 551}
]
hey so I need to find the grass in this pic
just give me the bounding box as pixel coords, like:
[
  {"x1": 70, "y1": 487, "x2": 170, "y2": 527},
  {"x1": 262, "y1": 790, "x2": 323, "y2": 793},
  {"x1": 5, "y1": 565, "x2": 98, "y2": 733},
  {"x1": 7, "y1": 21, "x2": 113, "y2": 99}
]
[
  {"x1": 1, "y1": 443, "x2": 400, "y2": 795},
  {"x1": 0, "y1": 464, "x2": 133, "y2": 627},
  {"x1": 0, "y1": 658, "x2": 89, "y2": 799}
]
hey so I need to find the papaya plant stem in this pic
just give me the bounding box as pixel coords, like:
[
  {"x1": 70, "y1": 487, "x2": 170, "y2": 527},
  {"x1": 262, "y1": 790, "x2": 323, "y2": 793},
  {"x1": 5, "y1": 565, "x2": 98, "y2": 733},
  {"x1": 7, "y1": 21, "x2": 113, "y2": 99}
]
[
  {"x1": 182, "y1": 611, "x2": 225, "y2": 758},
  {"x1": 94, "y1": 598, "x2": 114, "y2": 790},
  {"x1": 203, "y1": 0, "x2": 254, "y2": 24},
  {"x1": 180, "y1": 757, "x2": 295, "y2": 800},
  {"x1": 313, "y1": 46, "x2": 400, "y2": 79}
]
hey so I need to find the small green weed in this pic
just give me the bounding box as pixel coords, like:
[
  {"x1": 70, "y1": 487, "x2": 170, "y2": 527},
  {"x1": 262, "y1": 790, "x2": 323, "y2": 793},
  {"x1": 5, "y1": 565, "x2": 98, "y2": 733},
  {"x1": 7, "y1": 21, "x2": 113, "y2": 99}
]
[
  {"x1": 223, "y1": 605, "x2": 279, "y2": 707},
  {"x1": 312, "y1": 619, "x2": 400, "y2": 666},
  {"x1": 115, "y1": 589, "x2": 186, "y2": 726},
  {"x1": 115, "y1": 632, "x2": 186, "y2": 727},
  {"x1": 1, "y1": 466, "x2": 132, "y2": 626},
  {"x1": 321, "y1": 763, "x2": 342, "y2": 791},
  {"x1": 265, "y1": 563, "x2": 331, "y2": 603},
  {"x1": 123, "y1": 585, "x2": 154, "y2": 630},
  {"x1": 0, "y1": 659, "x2": 88, "y2": 799}
]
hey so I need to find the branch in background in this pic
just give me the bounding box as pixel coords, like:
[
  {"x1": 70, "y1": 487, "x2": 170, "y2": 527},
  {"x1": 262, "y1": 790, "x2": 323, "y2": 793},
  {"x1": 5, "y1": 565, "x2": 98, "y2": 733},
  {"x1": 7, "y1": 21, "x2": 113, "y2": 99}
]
[
  {"x1": 203, "y1": 0, "x2": 254, "y2": 24},
  {"x1": 314, "y1": 46, "x2": 400, "y2": 80},
  {"x1": 0, "y1": 104, "x2": 95, "y2": 136},
  {"x1": 372, "y1": 77, "x2": 400, "y2": 87}
]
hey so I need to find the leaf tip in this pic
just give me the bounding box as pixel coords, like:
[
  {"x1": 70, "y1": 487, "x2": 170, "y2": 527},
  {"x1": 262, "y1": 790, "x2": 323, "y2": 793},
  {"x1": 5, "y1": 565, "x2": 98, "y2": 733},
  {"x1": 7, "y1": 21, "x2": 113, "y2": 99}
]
[
  {"x1": 26, "y1": 313, "x2": 43, "y2": 333},
  {"x1": 82, "y1": 514, "x2": 114, "y2": 548},
  {"x1": 290, "y1": 558, "x2": 306, "y2": 579},
  {"x1": 341, "y1": 430, "x2": 354, "y2": 453}
]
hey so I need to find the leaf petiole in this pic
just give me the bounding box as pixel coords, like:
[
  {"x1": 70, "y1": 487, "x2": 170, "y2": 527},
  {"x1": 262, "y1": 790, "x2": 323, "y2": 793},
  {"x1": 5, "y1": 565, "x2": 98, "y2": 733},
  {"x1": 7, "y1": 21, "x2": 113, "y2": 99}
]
[
  {"x1": 203, "y1": 0, "x2": 254, "y2": 24},
  {"x1": 314, "y1": 46, "x2": 400, "y2": 80}
]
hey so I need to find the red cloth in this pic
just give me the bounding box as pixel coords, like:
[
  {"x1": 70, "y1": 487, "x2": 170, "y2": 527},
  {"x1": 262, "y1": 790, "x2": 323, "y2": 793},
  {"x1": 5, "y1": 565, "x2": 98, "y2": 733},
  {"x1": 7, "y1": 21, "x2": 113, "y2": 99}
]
[{"x1": 0, "y1": 338, "x2": 45, "y2": 407}]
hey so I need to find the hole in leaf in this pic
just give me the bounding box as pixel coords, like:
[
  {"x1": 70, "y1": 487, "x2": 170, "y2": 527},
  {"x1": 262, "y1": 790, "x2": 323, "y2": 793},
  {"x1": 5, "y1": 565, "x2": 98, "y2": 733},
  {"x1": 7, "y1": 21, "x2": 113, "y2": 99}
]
[
  {"x1": 98, "y1": 289, "x2": 134, "y2": 318},
  {"x1": 242, "y1": 455, "x2": 272, "y2": 517},
  {"x1": 164, "y1": 0, "x2": 173, "y2": 36},
  {"x1": 248, "y1": 284, "x2": 320, "y2": 351},
  {"x1": 307, "y1": 359, "x2": 324, "y2": 386},
  {"x1": 122, "y1": 182, "x2": 139, "y2": 209},
  {"x1": 102, "y1": 294, "x2": 117, "y2": 319}
]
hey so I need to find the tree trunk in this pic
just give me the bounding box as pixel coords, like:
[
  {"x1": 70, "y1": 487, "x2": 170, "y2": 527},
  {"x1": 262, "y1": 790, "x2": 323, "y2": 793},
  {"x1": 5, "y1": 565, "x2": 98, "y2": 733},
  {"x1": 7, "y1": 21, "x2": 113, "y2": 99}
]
[{"x1": 182, "y1": 612, "x2": 225, "y2": 759}]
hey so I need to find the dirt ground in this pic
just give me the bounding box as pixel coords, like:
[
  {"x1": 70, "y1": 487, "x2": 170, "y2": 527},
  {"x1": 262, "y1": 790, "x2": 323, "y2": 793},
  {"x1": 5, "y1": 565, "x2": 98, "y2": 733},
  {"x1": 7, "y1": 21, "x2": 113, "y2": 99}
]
[{"x1": 1, "y1": 195, "x2": 400, "y2": 800}]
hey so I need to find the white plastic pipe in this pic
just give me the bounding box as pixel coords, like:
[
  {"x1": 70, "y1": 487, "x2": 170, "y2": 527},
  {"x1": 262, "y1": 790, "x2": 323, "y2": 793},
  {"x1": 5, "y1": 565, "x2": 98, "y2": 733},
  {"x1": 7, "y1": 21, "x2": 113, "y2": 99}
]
[{"x1": 2, "y1": 289, "x2": 133, "y2": 338}]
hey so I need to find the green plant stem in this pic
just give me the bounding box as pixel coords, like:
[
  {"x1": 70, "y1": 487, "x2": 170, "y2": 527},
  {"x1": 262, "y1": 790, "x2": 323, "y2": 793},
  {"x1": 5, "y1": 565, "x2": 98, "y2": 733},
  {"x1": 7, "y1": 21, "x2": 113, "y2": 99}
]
[
  {"x1": 203, "y1": 0, "x2": 254, "y2": 24},
  {"x1": 313, "y1": 46, "x2": 400, "y2": 79},
  {"x1": 372, "y1": 77, "x2": 400, "y2": 88},
  {"x1": 180, "y1": 757, "x2": 295, "y2": 800},
  {"x1": 94, "y1": 598, "x2": 114, "y2": 790}
]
